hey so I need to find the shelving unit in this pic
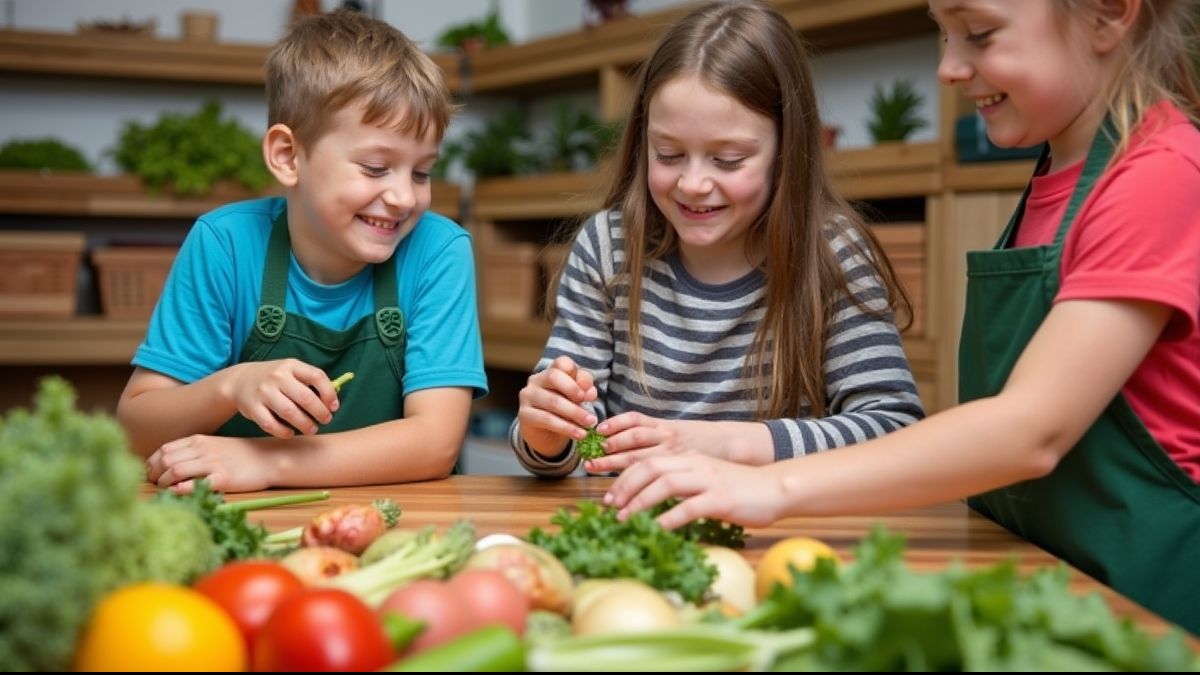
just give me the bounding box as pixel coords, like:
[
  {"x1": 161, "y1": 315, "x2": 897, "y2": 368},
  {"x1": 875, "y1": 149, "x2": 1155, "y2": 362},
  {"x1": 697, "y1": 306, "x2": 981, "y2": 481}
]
[
  {"x1": 0, "y1": 28, "x2": 461, "y2": 90},
  {"x1": 0, "y1": 2, "x2": 1035, "y2": 413},
  {"x1": 0, "y1": 28, "x2": 461, "y2": 373}
]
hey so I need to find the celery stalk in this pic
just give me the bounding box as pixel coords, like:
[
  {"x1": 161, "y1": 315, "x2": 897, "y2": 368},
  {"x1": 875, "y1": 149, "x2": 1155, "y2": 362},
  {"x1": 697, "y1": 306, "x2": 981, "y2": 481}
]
[{"x1": 527, "y1": 625, "x2": 814, "y2": 672}]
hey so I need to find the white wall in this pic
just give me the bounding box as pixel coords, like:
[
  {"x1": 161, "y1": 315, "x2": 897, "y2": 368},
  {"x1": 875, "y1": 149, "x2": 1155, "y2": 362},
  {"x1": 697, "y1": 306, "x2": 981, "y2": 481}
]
[{"x1": 0, "y1": 0, "x2": 940, "y2": 174}]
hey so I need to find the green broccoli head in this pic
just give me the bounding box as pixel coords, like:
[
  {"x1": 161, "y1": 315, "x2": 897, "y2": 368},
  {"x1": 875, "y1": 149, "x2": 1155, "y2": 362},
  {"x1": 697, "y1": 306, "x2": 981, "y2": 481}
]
[
  {"x1": 0, "y1": 377, "x2": 223, "y2": 671},
  {"x1": 122, "y1": 501, "x2": 220, "y2": 585},
  {"x1": 577, "y1": 427, "x2": 607, "y2": 460}
]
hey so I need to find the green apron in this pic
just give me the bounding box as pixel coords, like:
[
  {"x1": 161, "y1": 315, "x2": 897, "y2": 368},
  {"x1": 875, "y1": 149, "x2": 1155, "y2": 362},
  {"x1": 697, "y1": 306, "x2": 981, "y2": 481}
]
[
  {"x1": 959, "y1": 125, "x2": 1200, "y2": 634},
  {"x1": 216, "y1": 213, "x2": 406, "y2": 436}
]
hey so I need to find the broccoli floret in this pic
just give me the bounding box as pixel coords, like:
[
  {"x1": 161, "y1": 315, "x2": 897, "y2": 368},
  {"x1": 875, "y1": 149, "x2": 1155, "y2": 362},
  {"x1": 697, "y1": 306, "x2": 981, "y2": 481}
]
[
  {"x1": 578, "y1": 427, "x2": 607, "y2": 460},
  {"x1": 123, "y1": 501, "x2": 221, "y2": 585}
]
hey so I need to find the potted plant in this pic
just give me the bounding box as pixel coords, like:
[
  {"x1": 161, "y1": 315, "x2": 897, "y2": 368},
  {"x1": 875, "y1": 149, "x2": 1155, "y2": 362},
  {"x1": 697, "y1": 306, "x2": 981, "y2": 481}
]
[
  {"x1": 541, "y1": 101, "x2": 603, "y2": 173},
  {"x1": 437, "y1": 109, "x2": 541, "y2": 179},
  {"x1": 866, "y1": 78, "x2": 928, "y2": 144},
  {"x1": 0, "y1": 138, "x2": 92, "y2": 173},
  {"x1": 108, "y1": 100, "x2": 271, "y2": 196},
  {"x1": 436, "y1": 1, "x2": 510, "y2": 55}
]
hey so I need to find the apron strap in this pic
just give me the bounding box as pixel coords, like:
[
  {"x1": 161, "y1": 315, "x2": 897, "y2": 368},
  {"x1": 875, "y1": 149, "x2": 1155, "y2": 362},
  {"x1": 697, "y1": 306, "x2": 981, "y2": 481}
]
[
  {"x1": 253, "y1": 211, "x2": 292, "y2": 342},
  {"x1": 1052, "y1": 119, "x2": 1117, "y2": 248},
  {"x1": 371, "y1": 248, "x2": 403, "y2": 348}
]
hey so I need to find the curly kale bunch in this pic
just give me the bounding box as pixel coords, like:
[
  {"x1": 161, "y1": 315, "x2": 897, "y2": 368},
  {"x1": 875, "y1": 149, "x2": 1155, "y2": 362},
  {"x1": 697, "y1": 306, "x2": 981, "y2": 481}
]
[{"x1": 0, "y1": 378, "x2": 215, "y2": 671}]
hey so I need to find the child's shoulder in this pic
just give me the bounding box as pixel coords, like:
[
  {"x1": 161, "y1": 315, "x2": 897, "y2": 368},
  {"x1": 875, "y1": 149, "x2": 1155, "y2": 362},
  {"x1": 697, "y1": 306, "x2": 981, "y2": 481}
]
[{"x1": 195, "y1": 196, "x2": 284, "y2": 237}]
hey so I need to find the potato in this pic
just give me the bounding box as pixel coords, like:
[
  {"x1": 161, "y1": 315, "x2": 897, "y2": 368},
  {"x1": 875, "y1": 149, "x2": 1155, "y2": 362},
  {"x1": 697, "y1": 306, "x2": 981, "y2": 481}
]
[
  {"x1": 571, "y1": 579, "x2": 680, "y2": 637},
  {"x1": 464, "y1": 542, "x2": 574, "y2": 615}
]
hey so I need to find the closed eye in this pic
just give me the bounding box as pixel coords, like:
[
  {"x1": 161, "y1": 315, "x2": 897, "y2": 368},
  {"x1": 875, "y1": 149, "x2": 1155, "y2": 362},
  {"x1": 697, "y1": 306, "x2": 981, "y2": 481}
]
[
  {"x1": 714, "y1": 158, "x2": 745, "y2": 170},
  {"x1": 965, "y1": 28, "x2": 995, "y2": 44},
  {"x1": 359, "y1": 163, "x2": 388, "y2": 177},
  {"x1": 653, "y1": 152, "x2": 683, "y2": 165}
]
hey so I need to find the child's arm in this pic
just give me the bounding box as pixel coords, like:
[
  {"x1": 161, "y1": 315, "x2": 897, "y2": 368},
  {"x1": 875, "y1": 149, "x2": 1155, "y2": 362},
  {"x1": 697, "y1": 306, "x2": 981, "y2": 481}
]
[
  {"x1": 607, "y1": 298, "x2": 1171, "y2": 527},
  {"x1": 117, "y1": 360, "x2": 339, "y2": 457},
  {"x1": 145, "y1": 386, "x2": 471, "y2": 493}
]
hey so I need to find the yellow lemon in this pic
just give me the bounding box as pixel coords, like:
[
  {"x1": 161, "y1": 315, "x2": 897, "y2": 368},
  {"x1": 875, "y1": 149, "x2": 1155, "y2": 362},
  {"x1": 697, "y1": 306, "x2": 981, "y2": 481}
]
[{"x1": 754, "y1": 536, "x2": 840, "y2": 601}]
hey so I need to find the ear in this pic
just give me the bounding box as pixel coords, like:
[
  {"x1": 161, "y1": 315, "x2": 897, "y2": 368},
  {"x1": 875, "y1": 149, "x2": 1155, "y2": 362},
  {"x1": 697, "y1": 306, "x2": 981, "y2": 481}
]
[
  {"x1": 1090, "y1": 0, "x2": 1140, "y2": 54},
  {"x1": 262, "y1": 123, "x2": 300, "y2": 187}
]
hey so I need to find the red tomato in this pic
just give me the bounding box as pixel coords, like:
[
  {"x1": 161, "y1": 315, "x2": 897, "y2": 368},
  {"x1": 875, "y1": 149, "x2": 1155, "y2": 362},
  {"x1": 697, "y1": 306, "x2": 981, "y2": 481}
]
[
  {"x1": 194, "y1": 561, "x2": 304, "y2": 651},
  {"x1": 448, "y1": 568, "x2": 529, "y2": 635},
  {"x1": 378, "y1": 579, "x2": 473, "y2": 654},
  {"x1": 253, "y1": 588, "x2": 393, "y2": 672}
]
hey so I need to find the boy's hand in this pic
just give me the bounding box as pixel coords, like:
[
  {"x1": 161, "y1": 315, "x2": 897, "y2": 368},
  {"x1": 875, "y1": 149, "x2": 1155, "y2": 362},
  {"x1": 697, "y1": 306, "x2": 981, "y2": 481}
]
[
  {"x1": 146, "y1": 434, "x2": 272, "y2": 494},
  {"x1": 516, "y1": 356, "x2": 598, "y2": 458},
  {"x1": 227, "y1": 359, "x2": 338, "y2": 437}
]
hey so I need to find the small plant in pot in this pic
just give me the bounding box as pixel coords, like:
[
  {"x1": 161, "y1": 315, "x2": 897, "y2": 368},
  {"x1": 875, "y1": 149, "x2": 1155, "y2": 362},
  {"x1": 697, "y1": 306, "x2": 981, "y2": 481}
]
[
  {"x1": 436, "y1": 1, "x2": 510, "y2": 54},
  {"x1": 108, "y1": 100, "x2": 271, "y2": 196},
  {"x1": 866, "y1": 78, "x2": 928, "y2": 144},
  {"x1": 0, "y1": 138, "x2": 92, "y2": 172},
  {"x1": 437, "y1": 109, "x2": 542, "y2": 179}
]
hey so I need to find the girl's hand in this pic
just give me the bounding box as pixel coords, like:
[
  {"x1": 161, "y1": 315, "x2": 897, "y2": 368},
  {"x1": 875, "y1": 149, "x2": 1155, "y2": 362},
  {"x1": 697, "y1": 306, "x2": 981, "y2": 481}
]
[
  {"x1": 226, "y1": 359, "x2": 338, "y2": 438},
  {"x1": 145, "y1": 434, "x2": 272, "y2": 493},
  {"x1": 585, "y1": 413, "x2": 768, "y2": 473},
  {"x1": 517, "y1": 356, "x2": 599, "y2": 458},
  {"x1": 603, "y1": 451, "x2": 785, "y2": 529}
]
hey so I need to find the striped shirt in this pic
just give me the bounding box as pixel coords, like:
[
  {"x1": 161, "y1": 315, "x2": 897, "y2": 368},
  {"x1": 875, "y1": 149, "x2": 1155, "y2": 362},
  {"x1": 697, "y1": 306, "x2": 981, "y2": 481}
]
[{"x1": 512, "y1": 209, "x2": 924, "y2": 477}]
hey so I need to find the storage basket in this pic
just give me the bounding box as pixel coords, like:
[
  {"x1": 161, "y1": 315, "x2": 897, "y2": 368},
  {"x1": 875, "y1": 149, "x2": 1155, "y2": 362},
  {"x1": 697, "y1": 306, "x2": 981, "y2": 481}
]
[
  {"x1": 0, "y1": 231, "x2": 86, "y2": 318},
  {"x1": 91, "y1": 246, "x2": 178, "y2": 319}
]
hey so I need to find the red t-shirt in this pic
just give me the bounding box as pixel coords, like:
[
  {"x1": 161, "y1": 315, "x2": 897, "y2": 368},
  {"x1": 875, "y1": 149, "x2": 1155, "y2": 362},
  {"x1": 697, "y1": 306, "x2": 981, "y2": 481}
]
[{"x1": 1013, "y1": 101, "x2": 1200, "y2": 481}]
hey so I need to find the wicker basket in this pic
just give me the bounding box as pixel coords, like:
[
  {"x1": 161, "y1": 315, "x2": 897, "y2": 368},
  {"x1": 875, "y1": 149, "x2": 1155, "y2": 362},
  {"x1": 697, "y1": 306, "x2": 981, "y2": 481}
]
[
  {"x1": 91, "y1": 246, "x2": 178, "y2": 319},
  {"x1": 0, "y1": 231, "x2": 86, "y2": 318}
]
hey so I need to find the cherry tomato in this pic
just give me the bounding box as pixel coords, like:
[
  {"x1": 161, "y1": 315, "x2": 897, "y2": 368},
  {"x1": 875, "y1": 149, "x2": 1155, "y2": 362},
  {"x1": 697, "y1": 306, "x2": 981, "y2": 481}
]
[
  {"x1": 252, "y1": 587, "x2": 393, "y2": 672},
  {"x1": 194, "y1": 561, "x2": 304, "y2": 651}
]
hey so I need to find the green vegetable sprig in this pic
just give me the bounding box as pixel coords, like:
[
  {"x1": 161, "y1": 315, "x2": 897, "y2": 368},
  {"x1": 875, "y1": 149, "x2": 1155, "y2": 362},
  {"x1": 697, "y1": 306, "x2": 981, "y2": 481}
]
[
  {"x1": 328, "y1": 519, "x2": 476, "y2": 606},
  {"x1": 577, "y1": 427, "x2": 606, "y2": 460},
  {"x1": 152, "y1": 480, "x2": 329, "y2": 563},
  {"x1": 651, "y1": 498, "x2": 747, "y2": 549},
  {"x1": 734, "y1": 526, "x2": 1199, "y2": 671},
  {"x1": 528, "y1": 500, "x2": 715, "y2": 603},
  {"x1": 331, "y1": 371, "x2": 355, "y2": 393}
]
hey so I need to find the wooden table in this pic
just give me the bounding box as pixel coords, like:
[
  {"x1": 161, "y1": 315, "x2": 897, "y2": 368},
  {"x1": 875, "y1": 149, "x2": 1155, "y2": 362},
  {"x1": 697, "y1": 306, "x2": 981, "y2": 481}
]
[{"x1": 206, "y1": 474, "x2": 1190, "y2": 639}]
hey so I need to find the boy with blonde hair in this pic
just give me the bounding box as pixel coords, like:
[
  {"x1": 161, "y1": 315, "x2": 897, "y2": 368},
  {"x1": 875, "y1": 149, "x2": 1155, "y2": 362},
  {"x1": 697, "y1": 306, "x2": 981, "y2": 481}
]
[{"x1": 119, "y1": 9, "x2": 486, "y2": 493}]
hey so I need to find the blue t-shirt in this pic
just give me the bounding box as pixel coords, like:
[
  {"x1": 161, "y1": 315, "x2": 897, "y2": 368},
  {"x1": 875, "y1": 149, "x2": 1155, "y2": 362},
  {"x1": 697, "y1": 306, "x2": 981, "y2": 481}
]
[{"x1": 134, "y1": 196, "x2": 487, "y2": 399}]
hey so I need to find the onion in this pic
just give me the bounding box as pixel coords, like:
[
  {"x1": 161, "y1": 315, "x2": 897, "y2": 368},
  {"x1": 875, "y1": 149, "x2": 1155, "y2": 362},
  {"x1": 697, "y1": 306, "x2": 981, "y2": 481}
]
[
  {"x1": 703, "y1": 546, "x2": 758, "y2": 614},
  {"x1": 571, "y1": 579, "x2": 680, "y2": 637}
]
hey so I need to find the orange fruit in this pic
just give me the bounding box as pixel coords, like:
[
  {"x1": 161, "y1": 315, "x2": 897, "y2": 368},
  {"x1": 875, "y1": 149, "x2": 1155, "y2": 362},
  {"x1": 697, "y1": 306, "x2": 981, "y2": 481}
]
[
  {"x1": 74, "y1": 582, "x2": 246, "y2": 672},
  {"x1": 754, "y1": 536, "x2": 840, "y2": 601}
]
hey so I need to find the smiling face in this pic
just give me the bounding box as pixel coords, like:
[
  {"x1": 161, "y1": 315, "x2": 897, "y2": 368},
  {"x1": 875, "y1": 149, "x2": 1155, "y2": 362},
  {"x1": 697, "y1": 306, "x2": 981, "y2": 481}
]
[
  {"x1": 930, "y1": 0, "x2": 1112, "y2": 169},
  {"x1": 646, "y1": 74, "x2": 778, "y2": 283},
  {"x1": 284, "y1": 102, "x2": 439, "y2": 284}
]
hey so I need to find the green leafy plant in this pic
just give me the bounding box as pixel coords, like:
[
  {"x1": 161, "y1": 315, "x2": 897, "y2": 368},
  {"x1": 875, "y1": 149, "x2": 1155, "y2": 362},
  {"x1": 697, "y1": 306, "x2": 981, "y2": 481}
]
[
  {"x1": 866, "y1": 78, "x2": 928, "y2": 143},
  {"x1": 542, "y1": 101, "x2": 604, "y2": 172},
  {"x1": 436, "y1": 1, "x2": 510, "y2": 52},
  {"x1": 437, "y1": 109, "x2": 542, "y2": 178},
  {"x1": 108, "y1": 99, "x2": 271, "y2": 196},
  {"x1": 0, "y1": 137, "x2": 92, "y2": 171}
]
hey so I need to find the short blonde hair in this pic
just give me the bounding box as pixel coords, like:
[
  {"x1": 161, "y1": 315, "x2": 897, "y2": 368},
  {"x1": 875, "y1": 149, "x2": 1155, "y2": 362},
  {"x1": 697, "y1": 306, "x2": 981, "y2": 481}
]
[{"x1": 266, "y1": 9, "x2": 454, "y2": 147}]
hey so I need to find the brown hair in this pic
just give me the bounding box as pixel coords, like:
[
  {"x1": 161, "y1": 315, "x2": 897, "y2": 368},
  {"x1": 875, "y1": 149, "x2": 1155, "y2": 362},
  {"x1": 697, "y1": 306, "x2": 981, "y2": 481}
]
[
  {"x1": 595, "y1": 0, "x2": 910, "y2": 419},
  {"x1": 265, "y1": 9, "x2": 454, "y2": 148}
]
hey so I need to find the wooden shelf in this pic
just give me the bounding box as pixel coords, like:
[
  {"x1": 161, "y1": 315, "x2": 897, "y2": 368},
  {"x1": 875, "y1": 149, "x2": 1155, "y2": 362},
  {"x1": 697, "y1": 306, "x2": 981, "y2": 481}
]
[
  {"x1": 0, "y1": 318, "x2": 146, "y2": 365},
  {"x1": 472, "y1": 172, "x2": 602, "y2": 221},
  {"x1": 0, "y1": 29, "x2": 460, "y2": 90},
  {"x1": 471, "y1": 143, "x2": 941, "y2": 221},
  {"x1": 831, "y1": 141, "x2": 941, "y2": 199},
  {"x1": 944, "y1": 160, "x2": 1036, "y2": 192},
  {"x1": 461, "y1": 0, "x2": 933, "y2": 96},
  {"x1": 0, "y1": 170, "x2": 462, "y2": 221},
  {"x1": 481, "y1": 318, "x2": 551, "y2": 371}
]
